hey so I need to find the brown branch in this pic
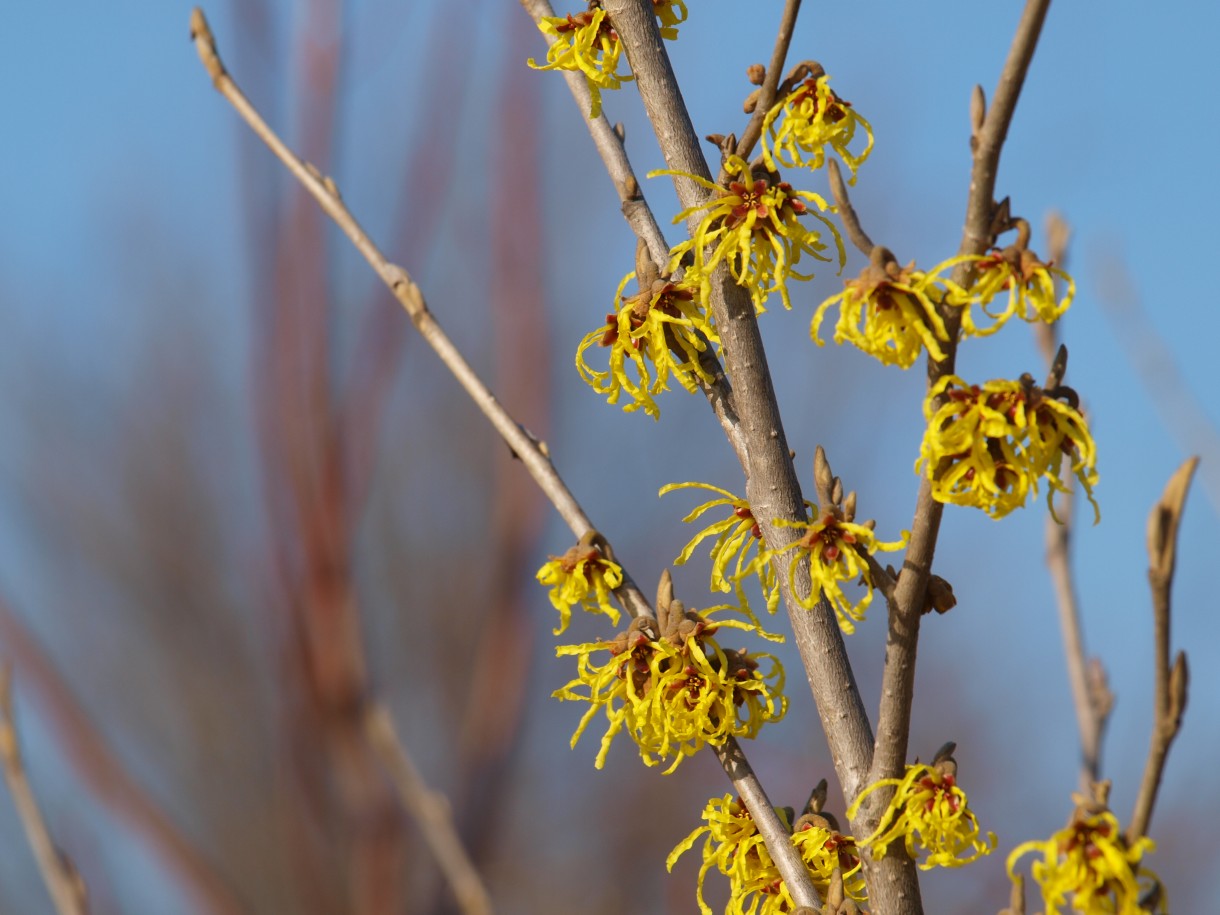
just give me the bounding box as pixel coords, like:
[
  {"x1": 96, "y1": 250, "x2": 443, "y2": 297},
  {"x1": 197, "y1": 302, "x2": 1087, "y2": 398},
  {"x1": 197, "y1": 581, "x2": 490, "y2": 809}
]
[
  {"x1": 1128, "y1": 457, "x2": 1196, "y2": 843},
  {"x1": 734, "y1": 0, "x2": 802, "y2": 162},
  {"x1": 190, "y1": 10, "x2": 803, "y2": 908},
  {"x1": 191, "y1": 7, "x2": 654, "y2": 620},
  {"x1": 0, "y1": 600, "x2": 244, "y2": 913},
  {"x1": 365, "y1": 706, "x2": 492, "y2": 915},
  {"x1": 0, "y1": 666, "x2": 89, "y2": 915},
  {"x1": 602, "y1": 2, "x2": 886, "y2": 909},
  {"x1": 827, "y1": 160, "x2": 874, "y2": 256},
  {"x1": 518, "y1": 0, "x2": 746, "y2": 463},
  {"x1": 871, "y1": 0, "x2": 1056, "y2": 795}
]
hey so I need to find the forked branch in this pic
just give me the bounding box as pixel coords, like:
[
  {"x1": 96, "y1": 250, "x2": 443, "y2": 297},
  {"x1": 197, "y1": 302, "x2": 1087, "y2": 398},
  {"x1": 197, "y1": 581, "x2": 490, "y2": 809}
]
[{"x1": 190, "y1": 6, "x2": 801, "y2": 906}]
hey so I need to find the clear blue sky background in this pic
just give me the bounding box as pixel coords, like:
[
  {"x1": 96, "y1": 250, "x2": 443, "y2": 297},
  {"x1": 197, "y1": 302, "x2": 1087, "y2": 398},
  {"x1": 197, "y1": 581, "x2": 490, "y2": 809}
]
[{"x1": 0, "y1": 1, "x2": 1217, "y2": 912}]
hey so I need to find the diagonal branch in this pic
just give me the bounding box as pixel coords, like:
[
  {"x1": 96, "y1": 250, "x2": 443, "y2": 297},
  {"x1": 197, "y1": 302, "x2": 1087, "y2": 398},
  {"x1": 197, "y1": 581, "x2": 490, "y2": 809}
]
[
  {"x1": 0, "y1": 666, "x2": 89, "y2": 915},
  {"x1": 365, "y1": 706, "x2": 492, "y2": 915},
  {"x1": 602, "y1": 2, "x2": 879, "y2": 909},
  {"x1": 733, "y1": 0, "x2": 802, "y2": 162},
  {"x1": 871, "y1": 0, "x2": 1056, "y2": 797},
  {"x1": 190, "y1": 7, "x2": 798, "y2": 907},
  {"x1": 0, "y1": 599, "x2": 244, "y2": 914}
]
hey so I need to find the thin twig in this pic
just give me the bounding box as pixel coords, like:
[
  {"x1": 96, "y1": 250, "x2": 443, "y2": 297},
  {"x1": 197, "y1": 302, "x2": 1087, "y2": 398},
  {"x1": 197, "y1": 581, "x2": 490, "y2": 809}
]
[
  {"x1": 191, "y1": 7, "x2": 800, "y2": 907},
  {"x1": 872, "y1": 0, "x2": 1056, "y2": 794},
  {"x1": 1037, "y1": 216, "x2": 1111, "y2": 789},
  {"x1": 603, "y1": 2, "x2": 883, "y2": 909},
  {"x1": 827, "y1": 160, "x2": 874, "y2": 256},
  {"x1": 0, "y1": 601, "x2": 244, "y2": 914},
  {"x1": 1128, "y1": 457, "x2": 1196, "y2": 843},
  {"x1": 190, "y1": 7, "x2": 655, "y2": 620},
  {"x1": 365, "y1": 706, "x2": 492, "y2": 915},
  {"x1": 518, "y1": 0, "x2": 746, "y2": 464},
  {"x1": 734, "y1": 0, "x2": 802, "y2": 162},
  {"x1": 0, "y1": 665, "x2": 89, "y2": 915}
]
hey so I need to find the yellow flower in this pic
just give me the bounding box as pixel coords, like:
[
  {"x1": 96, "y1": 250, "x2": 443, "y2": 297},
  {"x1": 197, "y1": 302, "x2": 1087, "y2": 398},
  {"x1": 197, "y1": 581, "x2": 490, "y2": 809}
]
[
  {"x1": 554, "y1": 607, "x2": 786, "y2": 773},
  {"x1": 848, "y1": 756, "x2": 995, "y2": 870},
  {"x1": 536, "y1": 538, "x2": 623, "y2": 634},
  {"x1": 654, "y1": 0, "x2": 688, "y2": 39},
  {"x1": 761, "y1": 66, "x2": 874, "y2": 182},
  {"x1": 668, "y1": 796, "x2": 865, "y2": 915},
  {"x1": 527, "y1": 9, "x2": 630, "y2": 119},
  {"x1": 791, "y1": 815, "x2": 867, "y2": 901},
  {"x1": 576, "y1": 273, "x2": 717, "y2": 420},
  {"x1": 660, "y1": 481, "x2": 783, "y2": 640},
  {"x1": 766, "y1": 509, "x2": 907, "y2": 634},
  {"x1": 651, "y1": 155, "x2": 845, "y2": 313},
  {"x1": 1008, "y1": 808, "x2": 1164, "y2": 914},
  {"x1": 812, "y1": 246, "x2": 950, "y2": 368},
  {"x1": 916, "y1": 375, "x2": 1100, "y2": 521},
  {"x1": 936, "y1": 219, "x2": 1074, "y2": 337}
]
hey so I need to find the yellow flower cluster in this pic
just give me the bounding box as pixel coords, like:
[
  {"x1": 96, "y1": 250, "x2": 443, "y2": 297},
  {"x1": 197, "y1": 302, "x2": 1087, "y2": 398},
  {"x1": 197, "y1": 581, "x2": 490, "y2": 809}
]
[
  {"x1": 660, "y1": 481, "x2": 782, "y2": 639},
  {"x1": 767, "y1": 509, "x2": 907, "y2": 634},
  {"x1": 761, "y1": 66, "x2": 874, "y2": 181},
  {"x1": 527, "y1": 3, "x2": 686, "y2": 119},
  {"x1": 554, "y1": 607, "x2": 785, "y2": 773},
  {"x1": 576, "y1": 272, "x2": 717, "y2": 420},
  {"x1": 536, "y1": 538, "x2": 624, "y2": 634},
  {"x1": 848, "y1": 760, "x2": 995, "y2": 871},
  {"x1": 814, "y1": 221, "x2": 1074, "y2": 370},
  {"x1": 653, "y1": 155, "x2": 844, "y2": 314},
  {"x1": 668, "y1": 795, "x2": 865, "y2": 915},
  {"x1": 1008, "y1": 808, "x2": 1165, "y2": 915},
  {"x1": 917, "y1": 375, "x2": 1099, "y2": 521},
  {"x1": 812, "y1": 246, "x2": 949, "y2": 369}
]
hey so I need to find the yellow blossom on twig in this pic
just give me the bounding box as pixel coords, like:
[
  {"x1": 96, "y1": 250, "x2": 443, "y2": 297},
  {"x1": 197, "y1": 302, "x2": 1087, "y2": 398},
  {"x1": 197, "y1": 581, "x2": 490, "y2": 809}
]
[
  {"x1": 576, "y1": 272, "x2": 717, "y2": 420},
  {"x1": 848, "y1": 750, "x2": 995, "y2": 871},
  {"x1": 668, "y1": 795, "x2": 865, "y2": 915},
  {"x1": 1008, "y1": 802, "x2": 1165, "y2": 914},
  {"x1": 812, "y1": 245, "x2": 950, "y2": 368},
  {"x1": 936, "y1": 219, "x2": 1074, "y2": 337},
  {"x1": 660, "y1": 481, "x2": 783, "y2": 640},
  {"x1": 536, "y1": 535, "x2": 623, "y2": 634},
  {"x1": 652, "y1": 155, "x2": 844, "y2": 313},
  {"x1": 554, "y1": 605, "x2": 785, "y2": 773},
  {"x1": 761, "y1": 64, "x2": 874, "y2": 182},
  {"x1": 766, "y1": 508, "x2": 906, "y2": 634},
  {"x1": 527, "y1": 9, "x2": 630, "y2": 120},
  {"x1": 916, "y1": 374, "x2": 1099, "y2": 521}
]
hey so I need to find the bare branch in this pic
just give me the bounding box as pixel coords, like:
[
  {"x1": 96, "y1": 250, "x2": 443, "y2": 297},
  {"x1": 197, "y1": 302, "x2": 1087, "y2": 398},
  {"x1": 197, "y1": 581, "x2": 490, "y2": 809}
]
[
  {"x1": 0, "y1": 666, "x2": 89, "y2": 915},
  {"x1": 734, "y1": 0, "x2": 803, "y2": 162},
  {"x1": 872, "y1": 0, "x2": 1057, "y2": 799},
  {"x1": 1128, "y1": 457, "x2": 1197, "y2": 842},
  {"x1": 190, "y1": 6, "x2": 657, "y2": 619},
  {"x1": 827, "y1": 160, "x2": 874, "y2": 256},
  {"x1": 365, "y1": 706, "x2": 492, "y2": 915}
]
